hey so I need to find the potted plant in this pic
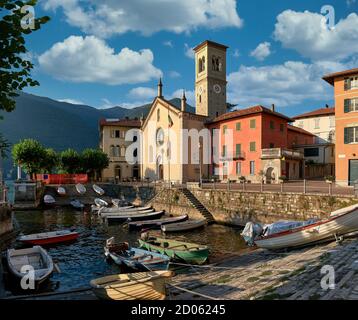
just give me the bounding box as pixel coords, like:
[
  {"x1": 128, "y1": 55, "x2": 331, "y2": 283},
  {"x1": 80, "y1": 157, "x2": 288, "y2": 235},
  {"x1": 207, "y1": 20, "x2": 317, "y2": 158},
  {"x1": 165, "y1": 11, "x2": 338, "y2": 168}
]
[
  {"x1": 278, "y1": 175, "x2": 287, "y2": 183},
  {"x1": 325, "y1": 175, "x2": 334, "y2": 184},
  {"x1": 239, "y1": 176, "x2": 246, "y2": 183}
]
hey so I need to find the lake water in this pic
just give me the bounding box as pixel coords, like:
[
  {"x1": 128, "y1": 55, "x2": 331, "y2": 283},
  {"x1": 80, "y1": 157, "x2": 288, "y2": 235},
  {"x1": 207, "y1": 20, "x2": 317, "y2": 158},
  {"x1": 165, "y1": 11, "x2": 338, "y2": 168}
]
[{"x1": 3, "y1": 208, "x2": 248, "y2": 296}]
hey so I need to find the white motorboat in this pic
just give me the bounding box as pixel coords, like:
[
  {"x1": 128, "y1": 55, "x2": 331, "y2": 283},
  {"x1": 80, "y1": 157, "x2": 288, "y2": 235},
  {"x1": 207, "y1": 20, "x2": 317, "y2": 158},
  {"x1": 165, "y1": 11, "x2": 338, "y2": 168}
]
[
  {"x1": 93, "y1": 184, "x2": 105, "y2": 196},
  {"x1": 76, "y1": 183, "x2": 86, "y2": 195},
  {"x1": 161, "y1": 219, "x2": 207, "y2": 233}
]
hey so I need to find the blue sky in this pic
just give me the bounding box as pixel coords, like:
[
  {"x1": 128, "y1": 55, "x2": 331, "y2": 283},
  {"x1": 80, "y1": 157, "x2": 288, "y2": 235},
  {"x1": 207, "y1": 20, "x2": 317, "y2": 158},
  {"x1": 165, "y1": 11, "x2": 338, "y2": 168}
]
[{"x1": 23, "y1": 0, "x2": 358, "y2": 116}]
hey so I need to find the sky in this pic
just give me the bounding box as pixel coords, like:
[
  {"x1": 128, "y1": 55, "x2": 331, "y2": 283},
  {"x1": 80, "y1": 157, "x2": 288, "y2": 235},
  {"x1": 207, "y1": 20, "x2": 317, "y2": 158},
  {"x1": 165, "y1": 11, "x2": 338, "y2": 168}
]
[{"x1": 22, "y1": 0, "x2": 358, "y2": 116}]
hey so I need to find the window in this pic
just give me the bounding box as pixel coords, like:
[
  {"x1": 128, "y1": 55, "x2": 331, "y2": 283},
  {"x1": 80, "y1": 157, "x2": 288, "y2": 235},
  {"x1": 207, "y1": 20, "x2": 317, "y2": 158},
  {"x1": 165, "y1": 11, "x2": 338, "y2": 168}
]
[
  {"x1": 269, "y1": 143, "x2": 275, "y2": 148},
  {"x1": 157, "y1": 108, "x2": 160, "y2": 121},
  {"x1": 236, "y1": 122, "x2": 241, "y2": 131},
  {"x1": 250, "y1": 161, "x2": 255, "y2": 175},
  {"x1": 212, "y1": 55, "x2": 222, "y2": 71},
  {"x1": 223, "y1": 125, "x2": 228, "y2": 135},
  {"x1": 344, "y1": 98, "x2": 358, "y2": 113},
  {"x1": 236, "y1": 162, "x2": 241, "y2": 175},
  {"x1": 199, "y1": 56, "x2": 206, "y2": 73},
  {"x1": 110, "y1": 130, "x2": 120, "y2": 138},
  {"x1": 280, "y1": 123, "x2": 284, "y2": 132},
  {"x1": 235, "y1": 144, "x2": 241, "y2": 157},
  {"x1": 199, "y1": 95, "x2": 202, "y2": 103},
  {"x1": 314, "y1": 118, "x2": 320, "y2": 129},
  {"x1": 110, "y1": 145, "x2": 115, "y2": 157},
  {"x1": 344, "y1": 126, "x2": 358, "y2": 144},
  {"x1": 345, "y1": 76, "x2": 358, "y2": 90},
  {"x1": 222, "y1": 145, "x2": 227, "y2": 157},
  {"x1": 250, "y1": 141, "x2": 256, "y2": 152},
  {"x1": 329, "y1": 116, "x2": 335, "y2": 128},
  {"x1": 250, "y1": 119, "x2": 256, "y2": 129},
  {"x1": 120, "y1": 146, "x2": 126, "y2": 157},
  {"x1": 304, "y1": 148, "x2": 319, "y2": 157},
  {"x1": 270, "y1": 120, "x2": 275, "y2": 130},
  {"x1": 120, "y1": 130, "x2": 125, "y2": 139}
]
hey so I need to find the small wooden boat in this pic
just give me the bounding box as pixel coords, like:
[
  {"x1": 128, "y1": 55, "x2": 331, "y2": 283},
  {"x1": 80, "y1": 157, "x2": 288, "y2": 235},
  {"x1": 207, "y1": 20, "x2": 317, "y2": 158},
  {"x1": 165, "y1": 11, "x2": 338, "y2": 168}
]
[
  {"x1": 91, "y1": 205, "x2": 134, "y2": 213},
  {"x1": 161, "y1": 219, "x2": 206, "y2": 233},
  {"x1": 100, "y1": 209, "x2": 154, "y2": 218},
  {"x1": 128, "y1": 215, "x2": 189, "y2": 231},
  {"x1": 106, "y1": 211, "x2": 164, "y2": 223},
  {"x1": 95, "y1": 198, "x2": 108, "y2": 208},
  {"x1": 7, "y1": 246, "x2": 54, "y2": 286},
  {"x1": 57, "y1": 186, "x2": 66, "y2": 196},
  {"x1": 104, "y1": 238, "x2": 170, "y2": 271},
  {"x1": 19, "y1": 230, "x2": 79, "y2": 246},
  {"x1": 76, "y1": 183, "x2": 86, "y2": 194},
  {"x1": 90, "y1": 270, "x2": 174, "y2": 300},
  {"x1": 244, "y1": 203, "x2": 358, "y2": 250},
  {"x1": 43, "y1": 194, "x2": 56, "y2": 206},
  {"x1": 138, "y1": 236, "x2": 209, "y2": 265},
  {"x1": 93, "y1": 184, "x2": 105, "y2": 196},
  {"x1": 99, "y1": 205, "x2": 152, "y2": 214},
  {"x1": 70, "y1": 199, "x2": 84, "y2": 210}
]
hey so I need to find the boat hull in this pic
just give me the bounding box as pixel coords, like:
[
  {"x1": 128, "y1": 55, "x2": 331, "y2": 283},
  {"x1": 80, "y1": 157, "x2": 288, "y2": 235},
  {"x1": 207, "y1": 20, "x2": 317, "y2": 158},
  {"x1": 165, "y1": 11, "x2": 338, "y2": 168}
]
[
  {"x1": 128, "y1": 215, "x2": 189, "y2": 231},
  {"x1": 161, "y1": 219, "x2": 206, "y2": 233},
  {"x1": 255, "y1": 207, "x2": 358, "y2": 250},
  {"x1": 106, "y1": 211, "x2": 164, "y2": 223},
  {"x1": 19, "y1": 233, "x2": 79, "y2": 246}
]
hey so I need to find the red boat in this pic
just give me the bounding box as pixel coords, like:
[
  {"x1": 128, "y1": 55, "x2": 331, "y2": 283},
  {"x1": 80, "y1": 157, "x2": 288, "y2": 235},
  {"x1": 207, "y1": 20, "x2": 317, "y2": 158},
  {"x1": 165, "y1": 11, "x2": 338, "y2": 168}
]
[{"x1": 19, "y1": 230, "x2": 79, "y2": 245}]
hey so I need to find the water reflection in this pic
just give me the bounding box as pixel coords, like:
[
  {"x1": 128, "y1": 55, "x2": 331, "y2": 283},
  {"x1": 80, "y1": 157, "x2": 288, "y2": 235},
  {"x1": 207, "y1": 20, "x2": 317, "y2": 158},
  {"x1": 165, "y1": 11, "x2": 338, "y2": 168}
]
[{"x1": 6, "y1": 208, "x2": 247, "y2": 295}]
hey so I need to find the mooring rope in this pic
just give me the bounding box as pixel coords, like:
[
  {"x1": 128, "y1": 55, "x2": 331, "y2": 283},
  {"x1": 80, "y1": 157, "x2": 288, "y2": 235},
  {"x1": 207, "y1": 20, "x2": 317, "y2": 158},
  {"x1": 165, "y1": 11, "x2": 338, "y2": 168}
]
[{"x1": 167, "y1": 283, "x2": 228, "y2": 300}]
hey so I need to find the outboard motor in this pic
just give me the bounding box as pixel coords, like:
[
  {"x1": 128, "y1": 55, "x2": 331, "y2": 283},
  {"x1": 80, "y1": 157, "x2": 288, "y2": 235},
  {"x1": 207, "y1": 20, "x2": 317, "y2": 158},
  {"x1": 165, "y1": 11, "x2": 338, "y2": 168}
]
[{"x1": 241, "y1": 222, "x2": 263, "y2": 246}]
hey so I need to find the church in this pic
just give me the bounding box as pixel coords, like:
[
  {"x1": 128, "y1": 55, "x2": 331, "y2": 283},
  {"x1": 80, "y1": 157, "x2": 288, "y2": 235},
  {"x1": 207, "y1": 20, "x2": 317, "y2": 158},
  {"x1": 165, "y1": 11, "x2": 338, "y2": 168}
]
[{"x1": 140, "y1": 40, "x2": 229, "y2": 184}]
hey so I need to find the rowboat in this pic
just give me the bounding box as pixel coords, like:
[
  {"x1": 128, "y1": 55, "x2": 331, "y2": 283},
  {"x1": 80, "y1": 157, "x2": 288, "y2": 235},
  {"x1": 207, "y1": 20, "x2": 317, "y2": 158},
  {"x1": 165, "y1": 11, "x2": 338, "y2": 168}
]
[
  {"x1": 19, "y1": 230, "x2": 79, "y2": 246},
  {"x1": 91, "y1": 204, "x2": 134, "y2": 213},
  {"x1": 161, "y1": 219, "x2": 206, "y2": 233},
  {"x1": 104, "y1": 238, "x2": 170, "y2": 271},
  {"x1": 7, "y1": 246, "x2": 54, "y2": 286},
  {"x1": 44, "y1": 194, "x2": 56, "y2": 207},
  {"x1": 106, "y1": 211, "x2": 164, "y2": 223},
  {"x1": 70, "y1": 199, "x2": 84, "y2": 210},
  {"x1": 93, "y1": 184, "x2": 105, "y2": 196},
  {"x1": 243, "y1": 203, "x2": 358, "y2": 250},
  {"x1": 76, "y1": 183, "x2": 86, "y2": 195},
  {"x1": 128, "y1": 215, "x2": 189, "y2": 231},
  {"x1": 95, "y1": 198, "x2": 108, "y2": 208},
  {"x1": 100, "y1": 209, "x2": 154, "y2": 218},
  {"x1": 138, "y1": 235, "x2": 209, "y2": 265},
  {"x1": 57, "y1": 186, "x2": 66, "y2": 196},
  {"x1": 99, "y1": 205, "x2": 152, "y2": 214},
  {"x1": 90, "y1": 270, "x2": 174, "y2": 300}
]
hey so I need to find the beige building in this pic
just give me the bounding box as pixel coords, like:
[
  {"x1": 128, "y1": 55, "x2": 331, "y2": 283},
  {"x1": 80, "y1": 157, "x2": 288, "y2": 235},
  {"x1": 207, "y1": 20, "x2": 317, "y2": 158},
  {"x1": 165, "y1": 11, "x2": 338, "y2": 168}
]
[
  {"x1": 292, "y1": 107, "x2": 336, "y2": 178},
  {"x1": 100, "y1": 118, "x2": 141, "y2": 182}
]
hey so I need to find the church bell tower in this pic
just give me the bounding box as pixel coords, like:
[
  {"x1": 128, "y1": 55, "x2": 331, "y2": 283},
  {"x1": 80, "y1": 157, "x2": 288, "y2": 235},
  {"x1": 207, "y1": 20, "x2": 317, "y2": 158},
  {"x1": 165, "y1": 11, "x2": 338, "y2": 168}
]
[{"x1": 194, "y1": 40, "x2": 228, "y2": 119}]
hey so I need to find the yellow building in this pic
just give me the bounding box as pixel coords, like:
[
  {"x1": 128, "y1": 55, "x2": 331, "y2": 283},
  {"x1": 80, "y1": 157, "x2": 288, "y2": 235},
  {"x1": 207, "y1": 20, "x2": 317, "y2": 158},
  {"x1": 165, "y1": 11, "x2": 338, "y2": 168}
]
[
  {"x1": 100, "y1": 118, "x2": 141, "y2": 182},
  {"x1": 141, "y1": 40, "x2": 228, "y2": 183}
]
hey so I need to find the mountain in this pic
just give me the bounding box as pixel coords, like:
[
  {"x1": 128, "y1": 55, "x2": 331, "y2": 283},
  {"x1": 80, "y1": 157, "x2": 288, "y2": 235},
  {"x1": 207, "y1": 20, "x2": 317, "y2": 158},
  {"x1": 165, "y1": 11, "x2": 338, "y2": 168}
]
[{"x1": 0, "y1": 92, "x2": 193, "y2": 178}]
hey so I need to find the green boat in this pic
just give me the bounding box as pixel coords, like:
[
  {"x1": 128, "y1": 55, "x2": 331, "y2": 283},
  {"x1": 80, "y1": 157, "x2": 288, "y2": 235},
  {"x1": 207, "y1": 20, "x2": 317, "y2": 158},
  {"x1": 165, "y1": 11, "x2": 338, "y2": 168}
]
[{"x1": 138, "y1": 236, "x2": 209, "y2": 265}]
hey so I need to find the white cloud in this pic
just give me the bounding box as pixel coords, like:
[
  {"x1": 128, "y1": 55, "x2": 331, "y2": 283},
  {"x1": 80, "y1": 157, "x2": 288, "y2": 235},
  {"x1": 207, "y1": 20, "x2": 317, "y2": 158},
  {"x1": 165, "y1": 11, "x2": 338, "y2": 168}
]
[
  {"x1": 128, "y1": 87, "x2": 157, "y2": 100},
  {"x1": 169, "y1": 71, "x2": 181, "y2": 78},
  {"x1": 227, "y1": 60, "x2": 346, "y2": 107},
  {"x1": 184, "y1": 43, "x2": 195, "y2": 59},
  {"x1": 58, "y1": 98, "x2": 85, "y2": 105},
  {"x1": 163, "y1": 41, "x2": 174, "y2": 48},
  {"x1": 43, "y1": 0, "x2": 243, "y2": 38},
  {"x1": 274, "y1": 10, "x2": 358, "y2": 61},
  {"x1": 250, "y1": 42, "x2": 271, "y2": 61},
  {"x1": 38, "y1": 35, "x2": 162, "y2": 85},
  {"x1": 170, "y1": 89, "x2": 195, "y2": 106},
  {"x1": 232, "y1": 49, "x2": 240, "y2": 57}
]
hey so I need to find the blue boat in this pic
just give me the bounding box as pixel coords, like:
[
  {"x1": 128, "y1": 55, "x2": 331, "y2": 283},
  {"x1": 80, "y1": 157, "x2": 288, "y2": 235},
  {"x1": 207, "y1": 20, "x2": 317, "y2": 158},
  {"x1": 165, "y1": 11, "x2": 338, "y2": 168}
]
[{"x1": 104, "y1": 238, "x2": 170, "y2": 272}]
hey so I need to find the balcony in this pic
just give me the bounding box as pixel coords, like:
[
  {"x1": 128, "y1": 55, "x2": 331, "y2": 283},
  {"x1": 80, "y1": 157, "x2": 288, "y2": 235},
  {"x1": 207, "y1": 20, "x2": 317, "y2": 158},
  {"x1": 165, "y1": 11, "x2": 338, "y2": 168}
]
[
  {"x1": 219, "y1": 151, "x2": 246, "y2": 161},
  {"x1": 261, "y1": 148, "x2": 303, "y2": 160}
]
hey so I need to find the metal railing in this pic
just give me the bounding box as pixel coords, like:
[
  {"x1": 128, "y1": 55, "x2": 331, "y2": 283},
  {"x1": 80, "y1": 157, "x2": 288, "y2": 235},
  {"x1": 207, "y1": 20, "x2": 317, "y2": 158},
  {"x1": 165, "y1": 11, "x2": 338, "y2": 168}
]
[{"x1": 261, "y1": 148, "x2": 303, "y2": 159}]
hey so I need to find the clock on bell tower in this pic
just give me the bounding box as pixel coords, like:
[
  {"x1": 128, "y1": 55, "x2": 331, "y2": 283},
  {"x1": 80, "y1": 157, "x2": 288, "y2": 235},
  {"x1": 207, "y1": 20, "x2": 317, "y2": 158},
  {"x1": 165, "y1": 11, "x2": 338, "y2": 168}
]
[{"x1": 194, "y1": 40, "x2": 228, "y2": 119}]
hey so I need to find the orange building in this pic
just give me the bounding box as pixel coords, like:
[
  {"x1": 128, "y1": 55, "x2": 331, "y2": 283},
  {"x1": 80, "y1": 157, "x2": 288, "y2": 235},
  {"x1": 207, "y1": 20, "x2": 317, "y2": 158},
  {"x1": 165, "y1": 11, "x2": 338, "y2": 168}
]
[
  {"x1": 207, "y1": 105, "x2": 313, "y2": 183},
  {"x1": 323, "y1": 68, "x2": 358, "y2": 186}
]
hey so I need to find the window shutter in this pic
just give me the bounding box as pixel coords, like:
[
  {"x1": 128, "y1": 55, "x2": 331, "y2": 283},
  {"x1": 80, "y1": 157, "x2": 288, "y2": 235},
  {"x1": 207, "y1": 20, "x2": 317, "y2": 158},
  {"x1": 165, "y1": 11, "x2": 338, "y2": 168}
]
[
  {"x1": 344, "y1": 127, "x2": 349, "y2": 144},
  {"x1": 344, "y1": 99, "x2": 350, "y2": 113}
]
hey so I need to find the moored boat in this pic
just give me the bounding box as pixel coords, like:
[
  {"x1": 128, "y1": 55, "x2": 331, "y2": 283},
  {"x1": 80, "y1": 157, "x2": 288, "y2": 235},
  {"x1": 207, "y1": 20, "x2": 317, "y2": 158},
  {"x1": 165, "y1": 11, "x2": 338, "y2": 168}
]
[
  {"x1": 44, "y1": 194, "x2": 56, "y2": 207},
  {"x1": 112, "y1": 198, "x2": 129, "y2": 207},
  {"x1": 90, "y1": 270, "x2": 174, "y2": 300},
  {"x1": 70, "y1": 199, "x2": 84, "y2": 210},
  {"x1": 104, "y1": 238, "x2": 170, "y2": 271},
  {"x1": 95, "y1": 198, "x2": 108, "y2": 208},
  {"x1": 242, "y1": 203, "x2": 358, "y2": 250},
  {"x1": 161, "y1": 219, "x2": 206, "y2": 233},
  {"x1": 19, "y1": 230, "x2": 79, "y2": 246},
  {"x1": 93, "y1": 184, "x2": 105, "y2": 196},
  {"x1": 128, "y1": 215, "x2": 189, "y2": 231},
  {"x1": 100, "y1": 208, "x2": 154, "y2": 218},
  {"x1": 105, "y1": 211, "x2": 164, "y2": 223},
  {"x1": 98, "y1": 205, "x2": 152, "y2": 214},
  {"x1": 7, "y1": 246, "x2": 54, "y2": 286},
  {"x1": 75, "y1": 183, "x2": 86, "y2": 194},
  {"x1": 57, "y1": 186, "x2": 66, "y2": 196},
  {"x1": 138, "y1": 235, "x2": 209, "y2": 265}
]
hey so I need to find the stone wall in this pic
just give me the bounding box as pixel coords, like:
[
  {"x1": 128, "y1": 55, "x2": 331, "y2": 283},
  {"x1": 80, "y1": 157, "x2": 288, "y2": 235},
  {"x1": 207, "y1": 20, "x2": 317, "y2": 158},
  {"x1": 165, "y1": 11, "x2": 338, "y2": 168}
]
[
  {"x1": 147, "y1": 187, "x2": 358, "y2": 226},
  {"x1": 0, "y1": 205, "x2": 13, "y2": 239}
]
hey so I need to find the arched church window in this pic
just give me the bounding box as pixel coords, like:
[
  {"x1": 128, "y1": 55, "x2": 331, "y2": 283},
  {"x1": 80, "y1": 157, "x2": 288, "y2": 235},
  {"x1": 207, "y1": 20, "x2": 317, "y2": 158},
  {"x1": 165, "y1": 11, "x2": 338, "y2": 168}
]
[
  {"x1": 212, "y1": 55, "x2": 216, "y2": 71},
  {"x1": 218, "y1": 57, "x2": 222, "y2": 71},
  {"x1": 199, "y1": 58, "x2": 202, "y2": 73},
  {"x1": 157, "y1": 108, "x2": 160, "y2": 121},
  {"x1": 202, "y1": 56, "x2": 205, "y2": 71}
]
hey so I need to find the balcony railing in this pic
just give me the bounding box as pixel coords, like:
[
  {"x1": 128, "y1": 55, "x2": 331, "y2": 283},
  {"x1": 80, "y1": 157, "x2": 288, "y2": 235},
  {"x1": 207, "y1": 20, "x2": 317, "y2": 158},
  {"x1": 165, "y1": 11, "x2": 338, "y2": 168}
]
[
  {"x1": 261, "y1": 148, "x2": 303, "y2": 160},
  {"x1": 220, "y1": 151, "x2": 246, "y2": 161}
]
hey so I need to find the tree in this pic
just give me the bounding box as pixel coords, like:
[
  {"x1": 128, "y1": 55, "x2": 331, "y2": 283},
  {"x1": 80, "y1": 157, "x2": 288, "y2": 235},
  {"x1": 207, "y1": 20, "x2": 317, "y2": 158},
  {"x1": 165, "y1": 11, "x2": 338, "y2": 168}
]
[
  {"x1": 81, "y1": 149, "x2": 109, "y2": 180},
  {"x1": 60, "y1": 149, "x2": 81, "y2": 174},
  {"x1": 0, "y1": 0, "x2": 49, "y2": 114},
  {"x1": 12, "y1": 138, "x2": 47, "y2": 179},
  {"x1": 0, "y1": 133, "x2": 10, "y2": 159},
  {"x1": 40, "y1": 148, "x2": 59, "y2": 173}
]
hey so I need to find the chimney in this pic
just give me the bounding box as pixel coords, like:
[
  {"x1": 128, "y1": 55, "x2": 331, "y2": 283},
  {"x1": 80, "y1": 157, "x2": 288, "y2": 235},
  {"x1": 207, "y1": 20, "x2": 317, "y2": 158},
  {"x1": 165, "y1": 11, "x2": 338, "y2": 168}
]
[
  {"x1": 271, "y1": 104, "x2": 275, "y2": 112},
  {"x1": 181, "y1": 90, "x2": 187, "y2": 112},
  {"x1": 157, "y1": 78, "x2": 163, "y2": 98}
]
